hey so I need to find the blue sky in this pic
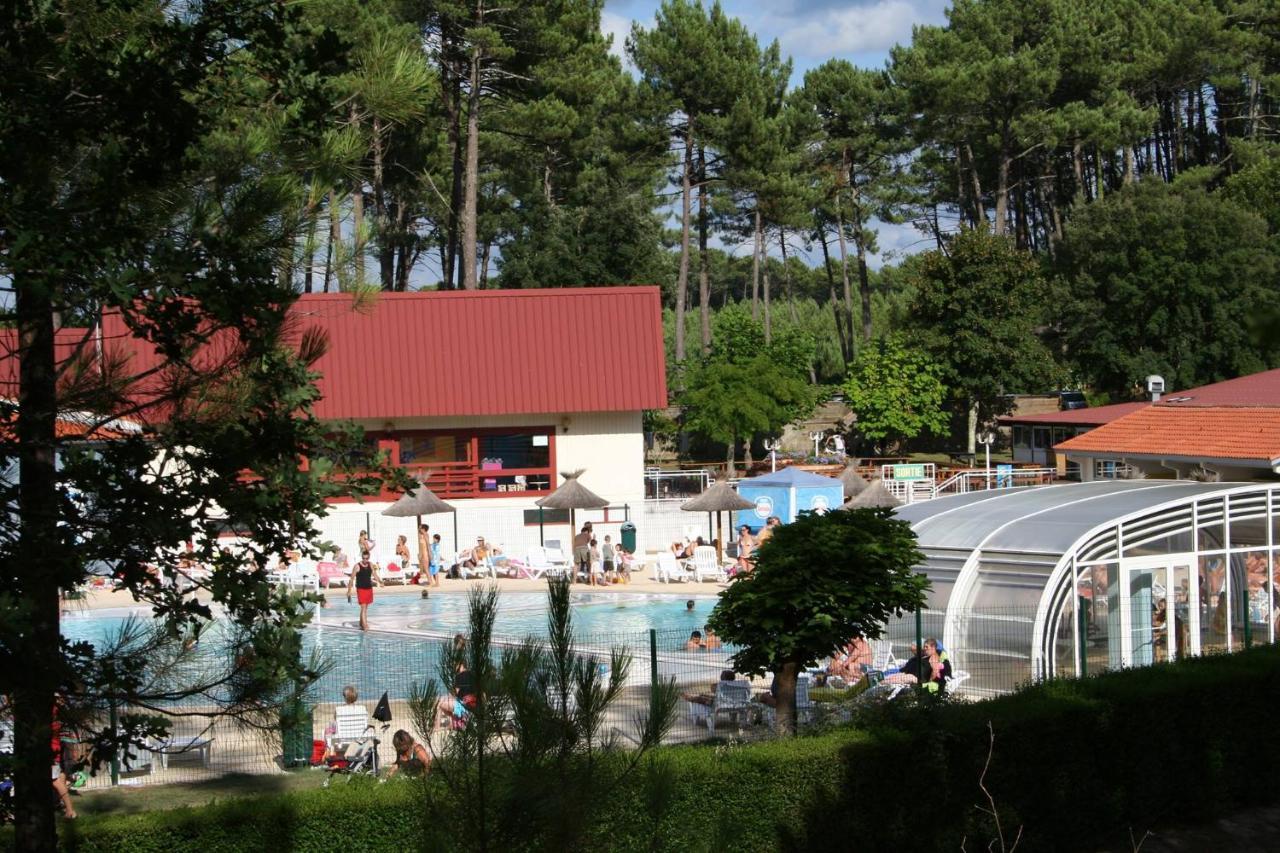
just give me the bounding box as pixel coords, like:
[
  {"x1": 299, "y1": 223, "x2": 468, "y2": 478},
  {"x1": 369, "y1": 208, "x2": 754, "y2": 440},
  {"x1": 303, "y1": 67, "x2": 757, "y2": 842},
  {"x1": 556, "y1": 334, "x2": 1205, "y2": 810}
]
[{"x1": 601, "y1": 0, "x2": 954, "y2": 268}]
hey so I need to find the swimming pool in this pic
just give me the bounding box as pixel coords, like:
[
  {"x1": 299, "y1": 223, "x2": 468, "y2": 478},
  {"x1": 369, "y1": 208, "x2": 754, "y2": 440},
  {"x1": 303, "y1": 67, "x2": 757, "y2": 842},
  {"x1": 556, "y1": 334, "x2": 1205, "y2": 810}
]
[{"x1": 59, "y1": 591, "x2": 727, "y2": 701}]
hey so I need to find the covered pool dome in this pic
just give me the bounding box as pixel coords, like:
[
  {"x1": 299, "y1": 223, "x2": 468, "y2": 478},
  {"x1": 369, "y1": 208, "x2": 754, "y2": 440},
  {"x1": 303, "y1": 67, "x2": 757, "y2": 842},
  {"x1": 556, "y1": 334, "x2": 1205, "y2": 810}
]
[{"x1": 891, "y1": 480, "x2": 1280, "y2": 697}]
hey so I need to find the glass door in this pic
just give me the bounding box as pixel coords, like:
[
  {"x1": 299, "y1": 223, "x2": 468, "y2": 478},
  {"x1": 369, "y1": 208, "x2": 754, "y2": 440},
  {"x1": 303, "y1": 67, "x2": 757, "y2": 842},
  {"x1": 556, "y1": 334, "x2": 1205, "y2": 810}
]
[{"x1": 1119, "y1": 555, "x2": 1197, "y2": 666}]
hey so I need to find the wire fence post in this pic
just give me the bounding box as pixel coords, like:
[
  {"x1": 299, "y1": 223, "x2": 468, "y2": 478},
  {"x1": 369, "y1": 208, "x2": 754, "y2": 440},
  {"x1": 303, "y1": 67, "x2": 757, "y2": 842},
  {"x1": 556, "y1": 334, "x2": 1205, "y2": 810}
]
[
  {"x1": 108, "y1": 693, "x2": 120, "y2": 786},
  {"x1": 914, "y1": 607, "x2": 923, "y2": 689},
  {"x1": 649, "y1": 629, "x2": 658, "y2": 690},
  {"x1": 1078, "y1": 604, "x2": 1088, "y2": 679},
  {"x1": 1242, "y1": 586, "x2": 1253, "y2": 649}
]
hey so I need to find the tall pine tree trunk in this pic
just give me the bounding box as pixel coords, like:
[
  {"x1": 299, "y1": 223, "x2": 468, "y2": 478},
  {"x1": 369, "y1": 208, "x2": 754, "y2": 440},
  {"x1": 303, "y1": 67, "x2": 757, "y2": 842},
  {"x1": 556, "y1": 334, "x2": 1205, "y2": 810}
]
[
  {"x1": 439, "y1": 32, "x2": 463, "y2": 289},
  {"x1": 696, "y1": 144, "x2": 711, "y2": 355},
  {"x1": 848, "y1": 191, "x2": 873, "y2": 342},
  {"x1": 762, "y1": 265, "x2": 772, "y2": 345},
  {"x1": 460, "y1": 6, "x2": 483, "y2": 291},
  {"x1": 372, "y1": 119, "x2": 395, "y2": 290},
  {"x1": 818, "y1": 226, "x2": 849, "y2": 362},
  {"x1": 963, "y1": 143, "x2": 985, "y2": 223},
  {"x1": 833, "y1": 169, "x2": 857, "y2": 347},
  {"x1": 351, "y1": 183, "x2": 364, "y2": 287},
  {"x1": 994, "y1": 134, "x2": 1011, "y2": 236},
  {"x1": 303, "y1": 201, "x2": 319, "y2": 293},
  {"x1": 13, "y1": 276, "x2": 62, "y2": 851},
  {"x1": 326, "y1": 190, "x2": 340, "y2": 292},
  {"x1": 751, "y1": 208, "x2": 762, "y2": 321},
  {"x1": 674, "y1": 124, "x2": 692, "y2": 364}
]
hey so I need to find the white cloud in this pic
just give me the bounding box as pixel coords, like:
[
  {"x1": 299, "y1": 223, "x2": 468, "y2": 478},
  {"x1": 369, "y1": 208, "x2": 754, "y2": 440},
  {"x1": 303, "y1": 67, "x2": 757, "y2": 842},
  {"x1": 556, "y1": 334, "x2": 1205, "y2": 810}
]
[
  {"x1": 761, "y1": 0, "x2": 948, "y2": 66},
  {"x1": 600, "y1": 10, "x2": 633, "y2": 63}
]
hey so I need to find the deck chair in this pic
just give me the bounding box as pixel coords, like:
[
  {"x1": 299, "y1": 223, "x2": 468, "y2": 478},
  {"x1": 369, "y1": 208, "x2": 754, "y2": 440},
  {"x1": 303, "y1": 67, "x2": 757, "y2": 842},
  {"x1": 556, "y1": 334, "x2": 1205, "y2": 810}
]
[
  {"x1": 286, "y1": 562, "x2": 320, "y2": 591},
  {"x1": 759, "y1": 674, "x2": 817, "y2": 728},
  {"x1": 542, "y1": 547, "x2": 570, "y2": 578},
  {"x1": 518, "y1": 548, "x2": 550, "y2": 580},
  {"x1": 333, "y1": 703, "x2": 370, "y2": 743},
  {"x1": 702, "y1": 680, "x2": 753, "y2": 733},
  {"x1": 656, "y1": 552, "x2": 694, "y2": 583},
  {"x1": 870, "y1": 639, "x2": 900, "y2": 672},
  {"x1": 316, "y1": 561, "x2": 346, "y2": 589},
  {"x1": 691, "y1": 546, "x2": 726, "y2": 583},
  {"x1": 381, "y1": 561, "x2": 410, "y2": 585}
]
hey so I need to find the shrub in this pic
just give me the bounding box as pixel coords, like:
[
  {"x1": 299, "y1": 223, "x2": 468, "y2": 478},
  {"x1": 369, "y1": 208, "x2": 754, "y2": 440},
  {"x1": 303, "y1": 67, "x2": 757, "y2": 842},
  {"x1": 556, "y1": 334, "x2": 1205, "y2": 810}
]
[{"x1": 45, "y1": 646, "x2": 1280, "y2": 852}]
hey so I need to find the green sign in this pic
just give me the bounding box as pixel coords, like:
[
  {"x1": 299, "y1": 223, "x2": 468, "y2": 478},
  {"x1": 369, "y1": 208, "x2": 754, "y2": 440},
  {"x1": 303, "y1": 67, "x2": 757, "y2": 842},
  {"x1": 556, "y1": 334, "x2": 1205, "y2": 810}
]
[{"x1": 891, "y1": 463, "x2": 927, "y2": 481}]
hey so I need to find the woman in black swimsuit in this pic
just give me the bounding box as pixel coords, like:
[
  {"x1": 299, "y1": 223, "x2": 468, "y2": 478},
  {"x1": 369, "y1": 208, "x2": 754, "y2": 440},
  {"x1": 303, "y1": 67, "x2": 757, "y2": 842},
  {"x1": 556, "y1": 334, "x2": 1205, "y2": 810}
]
[{"x1": 385, "y1": 729, "x2": 429, "y2": 779}]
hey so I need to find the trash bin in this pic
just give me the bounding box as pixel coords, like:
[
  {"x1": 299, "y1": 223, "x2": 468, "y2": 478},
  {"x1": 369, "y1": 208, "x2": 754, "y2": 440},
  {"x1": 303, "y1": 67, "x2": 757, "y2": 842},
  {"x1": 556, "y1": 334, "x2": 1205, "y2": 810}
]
[
  {"x1": 281, "y1": 698, "x2": 313, "y2": 768},
  {"x1": 620, "y1": 521, "x2": 637, "y2": 554}
]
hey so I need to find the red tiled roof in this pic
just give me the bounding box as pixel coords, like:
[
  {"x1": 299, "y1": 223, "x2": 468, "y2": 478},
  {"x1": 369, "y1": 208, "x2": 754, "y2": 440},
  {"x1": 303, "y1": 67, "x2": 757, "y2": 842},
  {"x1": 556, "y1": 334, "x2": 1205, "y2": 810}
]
[
  {"x1": 1055, "y1": 407, "x2": 1280, "y2": 462},
  {"x1": 1155, "y1": 368, "x2": 1280, "y2": 408},
  {"x1": 104, "y1": 288, "x2": 669, "y2": 420},
  {"x1": 999, "y1": 401, "x2": 1149, "y2": 427}
]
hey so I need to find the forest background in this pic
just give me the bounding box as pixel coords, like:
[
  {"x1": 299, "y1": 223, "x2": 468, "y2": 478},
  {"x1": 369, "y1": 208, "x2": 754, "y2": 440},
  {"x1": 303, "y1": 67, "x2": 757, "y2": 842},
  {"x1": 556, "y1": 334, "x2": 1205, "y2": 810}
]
[{"x1": 71, "y1": 0, "x2": 1280, "y2": 455}]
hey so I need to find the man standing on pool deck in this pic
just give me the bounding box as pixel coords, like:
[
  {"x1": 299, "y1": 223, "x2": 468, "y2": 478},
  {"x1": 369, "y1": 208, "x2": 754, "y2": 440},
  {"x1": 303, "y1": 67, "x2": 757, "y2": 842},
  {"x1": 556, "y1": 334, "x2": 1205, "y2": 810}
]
[
  {"x1": 417, "y1": 524, "x2": 430, "y2": 581},
  {"x1": 347, "y1": 550, "x2": 381, "y2": 631},
  {"x1": 572, "y1": 522, "x2": 592, "y2": 584}
]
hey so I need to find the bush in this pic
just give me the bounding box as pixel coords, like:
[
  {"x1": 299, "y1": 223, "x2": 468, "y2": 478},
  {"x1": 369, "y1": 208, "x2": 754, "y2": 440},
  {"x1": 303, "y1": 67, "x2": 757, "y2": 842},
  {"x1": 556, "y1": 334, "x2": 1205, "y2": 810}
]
[{"x1": 47, "y1": 646, "x2": 1280, "y2": 852}]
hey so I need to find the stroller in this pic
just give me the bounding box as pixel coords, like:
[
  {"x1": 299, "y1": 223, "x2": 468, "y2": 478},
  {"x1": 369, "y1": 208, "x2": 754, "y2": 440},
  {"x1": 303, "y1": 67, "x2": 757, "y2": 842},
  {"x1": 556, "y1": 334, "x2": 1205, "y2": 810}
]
[{"x1": 322, "y1": 692, "x2": 391, "y2": 786}]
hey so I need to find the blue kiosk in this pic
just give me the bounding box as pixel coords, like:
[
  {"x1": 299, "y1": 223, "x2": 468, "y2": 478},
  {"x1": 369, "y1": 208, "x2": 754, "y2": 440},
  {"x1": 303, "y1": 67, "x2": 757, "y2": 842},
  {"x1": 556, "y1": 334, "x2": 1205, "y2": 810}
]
[{"x1": 734, "y1": 467, "x2": 844, "y2": 532}]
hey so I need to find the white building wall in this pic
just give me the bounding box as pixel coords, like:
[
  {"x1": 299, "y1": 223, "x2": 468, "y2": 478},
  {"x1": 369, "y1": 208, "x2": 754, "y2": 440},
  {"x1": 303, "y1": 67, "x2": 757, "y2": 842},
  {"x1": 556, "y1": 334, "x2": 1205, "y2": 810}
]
[{"x1": 314, "y1": 410, "x2": 647, "y2": 564}]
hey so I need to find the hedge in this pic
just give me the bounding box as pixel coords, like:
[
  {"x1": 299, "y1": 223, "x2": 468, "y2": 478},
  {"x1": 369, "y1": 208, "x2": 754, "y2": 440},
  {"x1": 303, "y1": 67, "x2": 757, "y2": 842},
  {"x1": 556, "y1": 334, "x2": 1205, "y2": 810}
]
[{"x1": 47, "y1": 645, "x2": 1280, "y2": 852}]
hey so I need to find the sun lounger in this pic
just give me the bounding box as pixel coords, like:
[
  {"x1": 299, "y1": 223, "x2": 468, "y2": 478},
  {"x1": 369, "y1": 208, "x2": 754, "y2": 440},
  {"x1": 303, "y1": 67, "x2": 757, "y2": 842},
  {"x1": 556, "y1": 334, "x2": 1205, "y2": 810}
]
[
  {"x1": 697, "y1": 680, "x2": 753, "y2": 734},
  {"x1": 381, "y1": 561, "x2": 411, "y2": 585},
  {"x1": 316, "y1": 561, "x2": 346, "y2": 589},
  {"x1": 691, "y1": 546, "x2": 727, "y2": 583},
  {"x1": 148, "y1": 735, "x2": 214, "y2": 769},
  {"x1": 656, "y1": 552, "x2": 694, "y2": 583}
]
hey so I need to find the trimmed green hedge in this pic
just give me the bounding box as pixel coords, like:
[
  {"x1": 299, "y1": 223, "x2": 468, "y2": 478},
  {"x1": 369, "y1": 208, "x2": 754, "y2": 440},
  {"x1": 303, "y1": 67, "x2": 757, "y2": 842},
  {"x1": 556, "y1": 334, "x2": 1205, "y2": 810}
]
[{"x1": 53, "y1": 646, "x2": 1280, "y2": 851}]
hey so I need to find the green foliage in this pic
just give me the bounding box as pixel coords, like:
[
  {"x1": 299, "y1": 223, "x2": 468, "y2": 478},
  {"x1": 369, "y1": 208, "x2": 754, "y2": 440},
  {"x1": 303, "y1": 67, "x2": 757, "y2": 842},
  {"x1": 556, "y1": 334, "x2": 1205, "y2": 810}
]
[
  {"x1": 1053, "y1": 177, "x2": 1280, "y2": 398},
  {"x1": 710, "y1": 510, "x2": 929, "y2": 678},
  {"x1": 51, "y1": 643, "x2": 1280, "y2": 852},
  {"x1": 908, "y1": 227, "x2": 1060, "y2": 417},
  {"x1": 679, "y1": 307, "x2": 818, "y2": 466},
  {"x1": 406, "y1": 580, "x2": 678, "y2": 851},
  {"x1": 843, "y1": 337, "x2": 949, "y2": 450}
]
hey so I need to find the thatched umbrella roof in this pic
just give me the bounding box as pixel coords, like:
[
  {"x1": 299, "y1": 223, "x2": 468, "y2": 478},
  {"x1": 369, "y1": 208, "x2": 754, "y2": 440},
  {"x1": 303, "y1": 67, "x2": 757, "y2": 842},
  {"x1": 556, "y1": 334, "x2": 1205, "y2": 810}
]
[
  {"x1": 840, "y1": 466, "x2": 870, "y2": 499},
  {"x1": 841, "y1": 478, "x2": 902, "y2": 509},
  {"x1": 535, "y1": 470, "x2": 608, "y2": 510},
  {"x1": 679, "y1": 481, "x2": 754, "y2": 513},
  {"x1": 381, "y1": 485, "x2": 456, "y2": 518}
]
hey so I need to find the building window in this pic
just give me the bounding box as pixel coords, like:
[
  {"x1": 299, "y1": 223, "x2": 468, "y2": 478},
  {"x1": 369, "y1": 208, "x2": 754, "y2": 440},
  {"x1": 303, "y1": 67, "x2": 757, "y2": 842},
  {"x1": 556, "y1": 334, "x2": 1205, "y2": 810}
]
[
  {"x1": 1095, "y1": 459, "x2": 1137, "y2": 480},
  {"x1": 390, "y1": 428, "x2": 555, "y2": 499},
  {"x1": 1013, "y1": 426, "x2": 1028, "y2": 448}
]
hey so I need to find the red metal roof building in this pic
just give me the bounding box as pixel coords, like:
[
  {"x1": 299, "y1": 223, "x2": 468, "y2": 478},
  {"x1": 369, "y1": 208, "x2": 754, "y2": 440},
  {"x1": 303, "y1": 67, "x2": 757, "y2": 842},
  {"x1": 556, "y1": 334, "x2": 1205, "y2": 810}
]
[
  {"x1": 100, "y1": 287, "x2": 667, "y2": 508},
  {"x1": 1056, "y1": 369, "x2": 1280, "y2": 482}
]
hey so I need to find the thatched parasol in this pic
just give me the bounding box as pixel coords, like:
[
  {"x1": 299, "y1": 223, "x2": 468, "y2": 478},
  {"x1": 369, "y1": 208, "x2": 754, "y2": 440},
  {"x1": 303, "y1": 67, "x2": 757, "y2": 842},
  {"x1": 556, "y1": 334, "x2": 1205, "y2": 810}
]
[
  {"x1": 536, "y1": 470, "x2": 609, "y2": 550},
  {"x1": 680, "y1": 481, "x2": 754, "y2": 562},
  {"x1": 841, "y1": 478, "x2": 902, "y2": 509},
  {"x1": 382, "y1": 482, "x2": 457, "y2": 552},
  {"x1": 839, "y1": 465, "x2": 871, "y2": 500}
]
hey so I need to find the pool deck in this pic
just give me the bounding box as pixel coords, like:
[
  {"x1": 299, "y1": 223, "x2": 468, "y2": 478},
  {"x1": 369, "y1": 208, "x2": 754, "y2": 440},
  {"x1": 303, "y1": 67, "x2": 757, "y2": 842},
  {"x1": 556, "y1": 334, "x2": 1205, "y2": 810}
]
[{"x1": 76, "y1": 573, "x2": 728, "y2": 611}]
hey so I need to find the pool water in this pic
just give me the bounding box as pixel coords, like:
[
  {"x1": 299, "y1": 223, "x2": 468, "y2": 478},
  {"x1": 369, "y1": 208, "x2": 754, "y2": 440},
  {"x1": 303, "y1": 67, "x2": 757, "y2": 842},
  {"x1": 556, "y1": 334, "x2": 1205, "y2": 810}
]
[{"x1": 59, "y1": 592, "x2": 724, "y2": 701}]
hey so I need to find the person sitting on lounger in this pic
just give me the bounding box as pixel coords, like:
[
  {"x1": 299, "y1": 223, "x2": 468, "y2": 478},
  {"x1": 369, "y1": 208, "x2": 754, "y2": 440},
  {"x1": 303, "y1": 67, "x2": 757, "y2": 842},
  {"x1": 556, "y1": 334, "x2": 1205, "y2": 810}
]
[
  {"x1": 828, "y1": 636, "x2": 872, "y2": 680},
  {"x1": 680, "y1": 670, "x2": 737, "y2": 706}
]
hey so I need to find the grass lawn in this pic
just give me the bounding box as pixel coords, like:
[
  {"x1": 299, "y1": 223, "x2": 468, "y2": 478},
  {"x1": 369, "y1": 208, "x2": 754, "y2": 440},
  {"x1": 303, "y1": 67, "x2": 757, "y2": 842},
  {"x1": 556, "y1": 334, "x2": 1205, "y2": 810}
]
[{"x1": 72, "y1": 770, "x2": 329, "y2": 817}]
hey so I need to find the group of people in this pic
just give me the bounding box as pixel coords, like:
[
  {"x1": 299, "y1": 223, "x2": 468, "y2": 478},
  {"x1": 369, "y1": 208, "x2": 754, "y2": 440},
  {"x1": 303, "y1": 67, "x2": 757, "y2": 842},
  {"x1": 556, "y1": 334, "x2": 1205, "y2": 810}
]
[
  {"x1": 571, "y1": 522, "x2": 634, "y2": 585},
  {"x1": 684, "y1": 626, "x2": 723, "y2": 651}
]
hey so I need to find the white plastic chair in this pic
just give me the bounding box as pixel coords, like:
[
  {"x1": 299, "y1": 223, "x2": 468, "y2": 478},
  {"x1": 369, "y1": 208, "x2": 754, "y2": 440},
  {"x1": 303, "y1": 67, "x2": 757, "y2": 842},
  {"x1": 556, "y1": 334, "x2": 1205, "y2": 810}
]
[
  {"x1": 656, "y1": 552, "x2": 693, "y2": 583},
  {"x1": 691, "y1": 546, "x2": 726, "y2": 583},
  {"x1": 704, "y1": 680, "x2": 753, "y2": 733},
  {"x1": 381, "y1": 561, "x2": 409, "y2": 585}
]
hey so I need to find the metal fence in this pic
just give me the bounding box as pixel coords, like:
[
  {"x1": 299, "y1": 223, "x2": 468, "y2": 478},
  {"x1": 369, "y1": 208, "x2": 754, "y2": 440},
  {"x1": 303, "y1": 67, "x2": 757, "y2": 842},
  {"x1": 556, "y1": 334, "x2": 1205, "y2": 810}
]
[{"x1": 58, "y1": 601, "x2": 1276, "y2": 792}]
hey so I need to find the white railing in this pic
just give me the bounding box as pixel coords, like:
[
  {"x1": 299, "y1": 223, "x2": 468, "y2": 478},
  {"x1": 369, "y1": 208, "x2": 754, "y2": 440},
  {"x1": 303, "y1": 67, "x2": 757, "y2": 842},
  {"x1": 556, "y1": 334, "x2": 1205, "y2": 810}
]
[{"x1": 884, "y1": 467, "x2": 1059, "y2": 504}]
